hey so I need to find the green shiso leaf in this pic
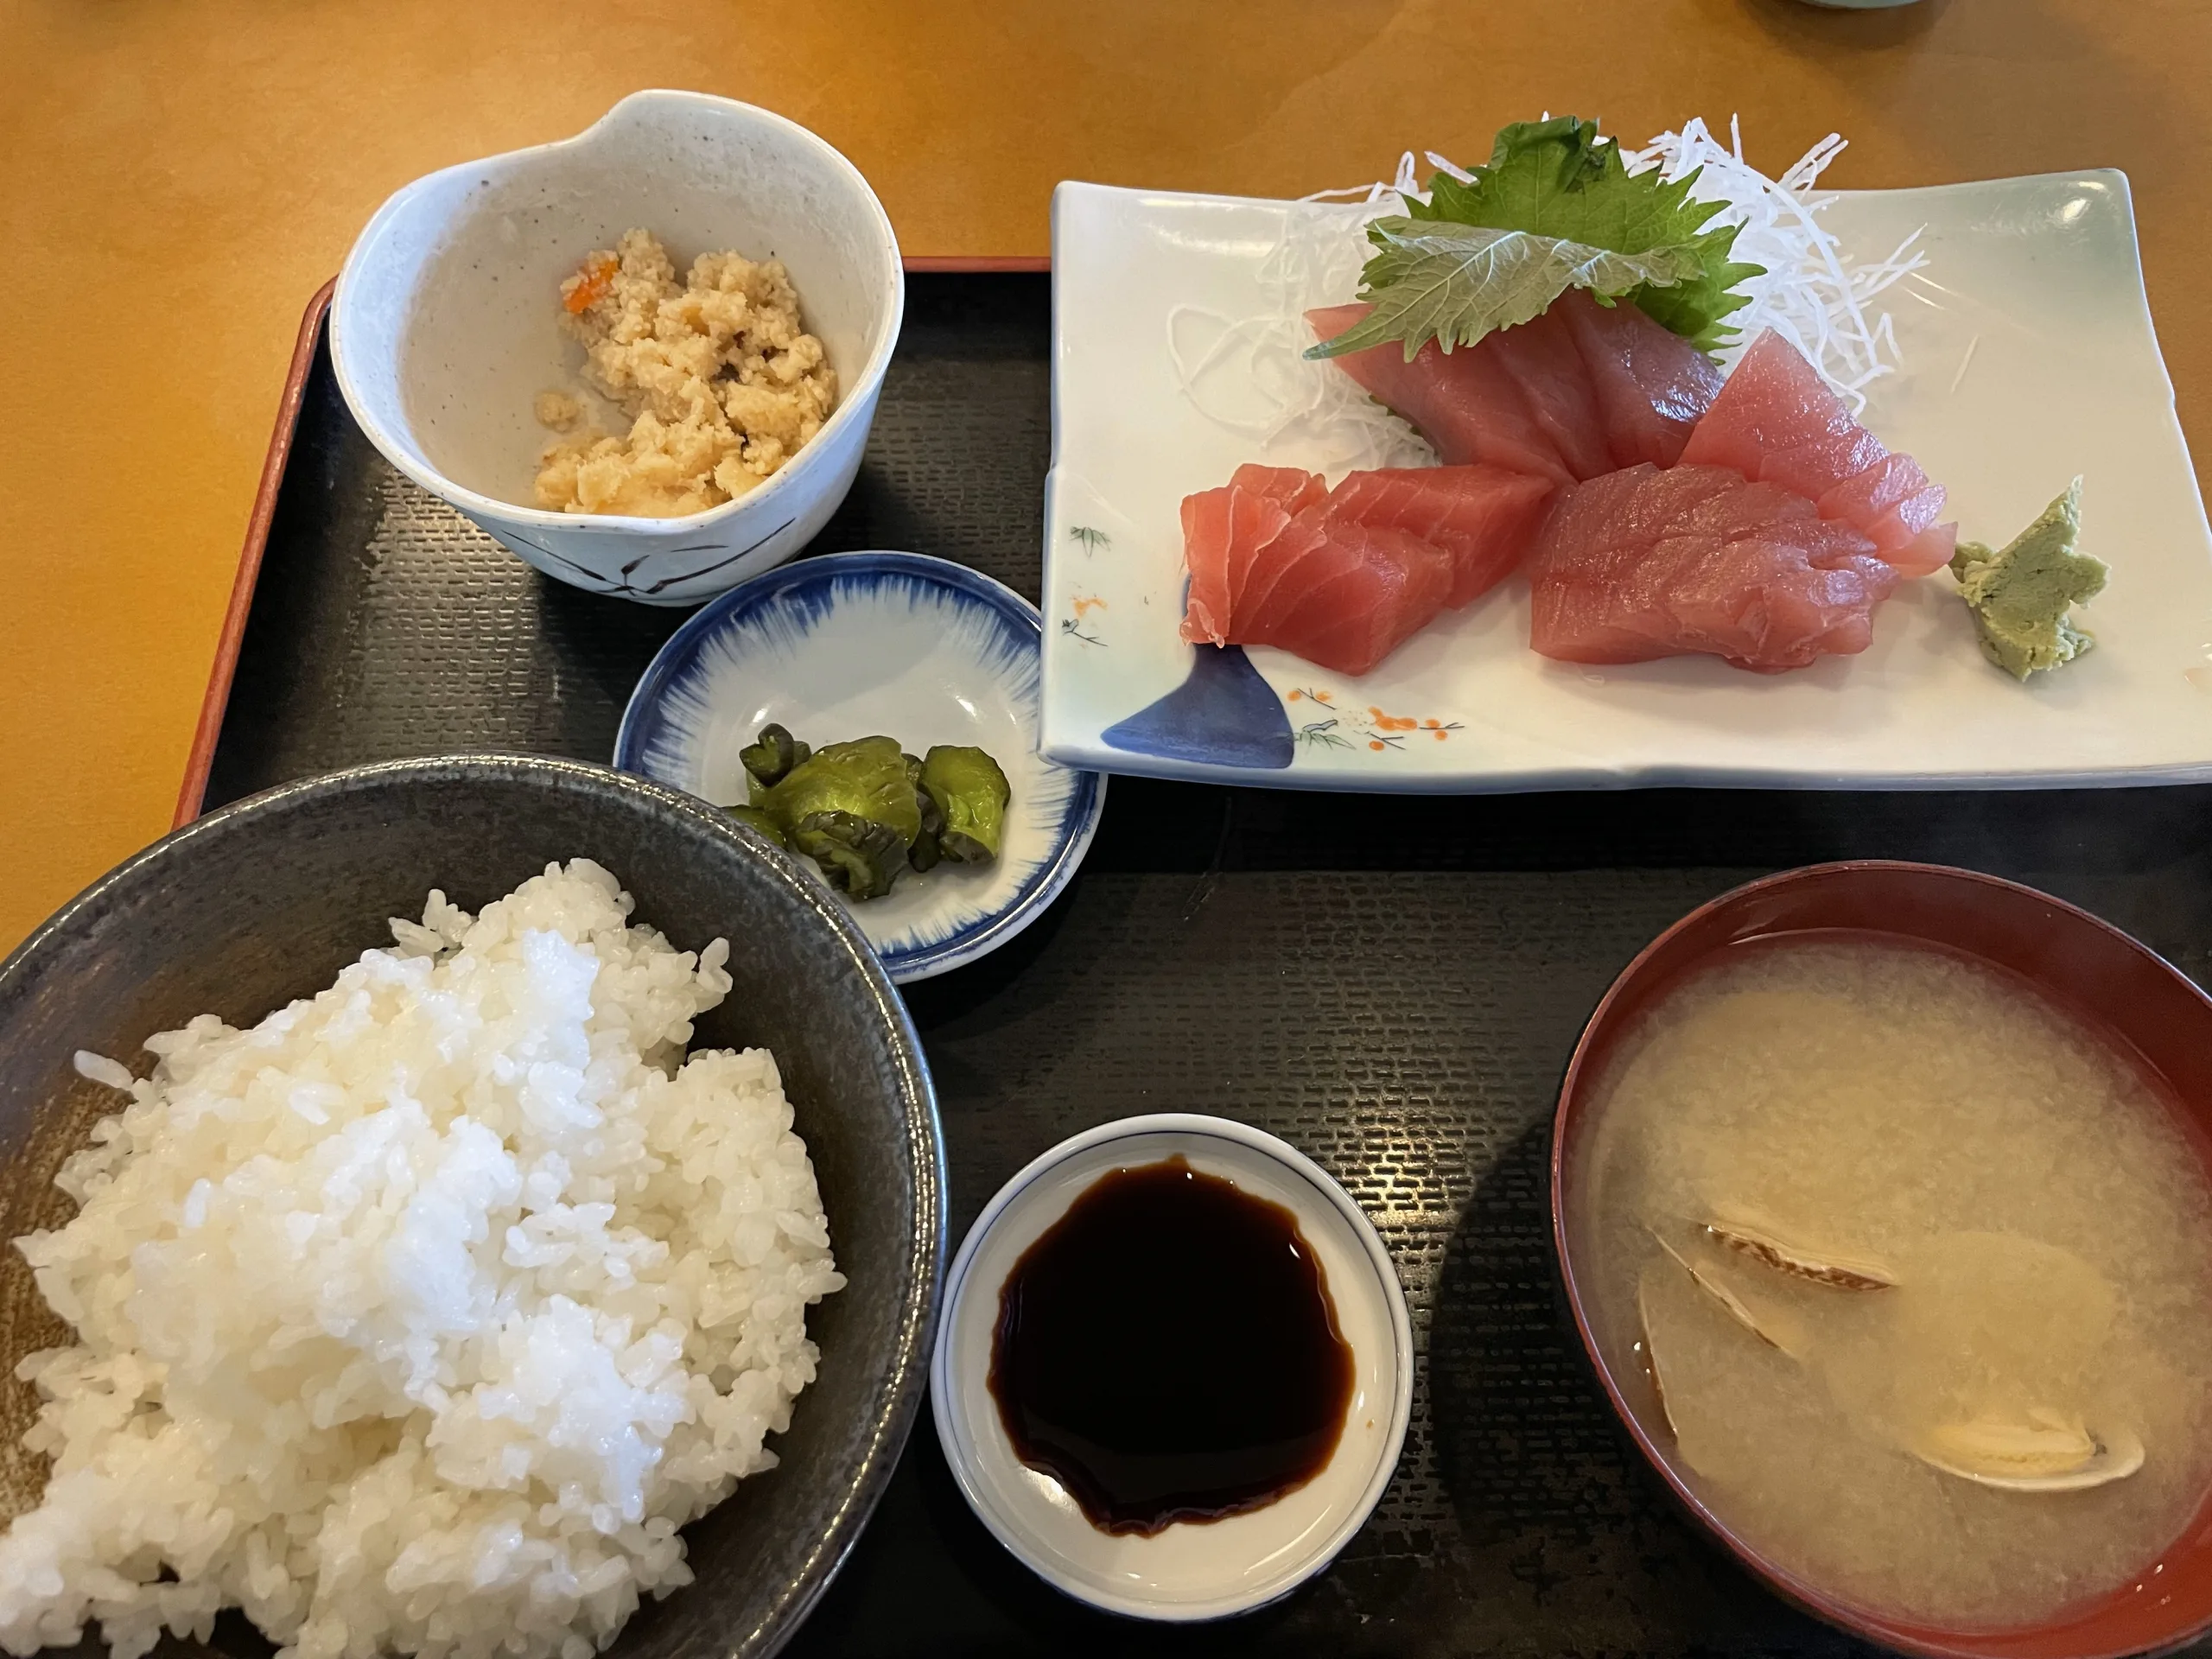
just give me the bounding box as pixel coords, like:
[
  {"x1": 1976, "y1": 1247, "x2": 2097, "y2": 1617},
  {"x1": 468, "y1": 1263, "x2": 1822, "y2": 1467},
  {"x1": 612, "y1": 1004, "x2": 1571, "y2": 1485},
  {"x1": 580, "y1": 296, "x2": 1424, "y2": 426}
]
[
  {"x1": 1310, "y1": 222, "x2": 1705, "y2": 361},
  {"x1": 1307, "y1": 115, "x2": 1766, "y2": 361}
]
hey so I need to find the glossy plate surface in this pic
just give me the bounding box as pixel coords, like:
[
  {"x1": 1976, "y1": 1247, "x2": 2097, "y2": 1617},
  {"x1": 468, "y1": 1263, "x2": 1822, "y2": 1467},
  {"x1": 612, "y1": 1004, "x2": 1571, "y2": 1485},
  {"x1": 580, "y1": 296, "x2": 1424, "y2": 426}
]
[
  {"x1": 616, "y1": 551, "x2": 1106, "y2": 981},
  {"x1": 1041, "y1": 173, "x2": 2212, "y2": 790}
]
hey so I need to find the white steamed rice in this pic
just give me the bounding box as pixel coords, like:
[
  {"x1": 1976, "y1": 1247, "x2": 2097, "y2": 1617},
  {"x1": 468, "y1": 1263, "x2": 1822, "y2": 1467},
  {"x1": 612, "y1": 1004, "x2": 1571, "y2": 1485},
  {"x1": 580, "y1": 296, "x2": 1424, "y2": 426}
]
[{"x1": 0, "y1": 861, "x2": 842, "y2": 1659}]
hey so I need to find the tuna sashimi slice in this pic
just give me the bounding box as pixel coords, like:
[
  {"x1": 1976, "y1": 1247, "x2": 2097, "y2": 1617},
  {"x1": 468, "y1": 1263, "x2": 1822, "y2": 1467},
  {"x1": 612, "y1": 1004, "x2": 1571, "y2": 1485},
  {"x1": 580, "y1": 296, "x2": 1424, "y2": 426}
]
[
  {"x1": 1554, "y1": 289, "x2": 1726, "y2": 470},
  {"x1": 1179, "y1": 483, "x2": 1293, "y2": 647},
  {"x1": 1224, "y1": 466, "x2": 1327, "y2": 613},
  {"x1": 1529, "y1": 464, "x2": 1899, "y2": 672},
  {"x1": 1308, "y1": 303, "x2": 1574, "y2": 484},
  {"x1": 1890, "y1": 520, "x2": 1959, "y2": 580},
  {"x1": 1230, "y1": 463, "x2": 1328, "y2": 516},
  {"x1": 1323, "y1": 464, "x2": 1556, "y2": 607},
  {"x1": 1814, "y1": 452, "x2": 1931, "y2": 531},
  {"x1": 1481, "y1": 304, "x2": 1615, "y2": 482},
  {"x1": 1817, "y1": 460, "x2": 1947, "y2": 556},
  {"x1": 1239, "y1": 517, "x2": 1454, "y2": 677},
  {"x1": 1680, "y1": 331, "x2": 1948, "y2": 567},
  {"x1": 1310, "y1": 296, "x2": 1725, "y2": 486},
  {"x1": 1681, "y1": 332, "x2": 1873, "y2": 485},
  {"x1": 1182, "y1": 456, "x2": 1558, "y2": 674},
  {"x1": 1229, "y1": 507, "x2": 1327, "y2": 634}
]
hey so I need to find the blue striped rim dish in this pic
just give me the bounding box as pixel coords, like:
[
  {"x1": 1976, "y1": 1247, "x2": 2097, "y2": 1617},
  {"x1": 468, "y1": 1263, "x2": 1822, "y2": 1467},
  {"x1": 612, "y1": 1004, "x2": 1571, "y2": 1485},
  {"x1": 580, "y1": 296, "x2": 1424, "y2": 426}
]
[{"x1": 614, "y1": 551, "x2": 1107, "y2": 981}]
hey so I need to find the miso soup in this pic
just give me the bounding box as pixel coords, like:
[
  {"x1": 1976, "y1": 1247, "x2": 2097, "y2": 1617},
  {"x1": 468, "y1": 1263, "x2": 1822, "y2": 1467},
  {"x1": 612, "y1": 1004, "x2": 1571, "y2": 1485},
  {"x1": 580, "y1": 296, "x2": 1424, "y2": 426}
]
[{"x1": 1575, "y1": 933, "x2": 2212, "y2": 1628}]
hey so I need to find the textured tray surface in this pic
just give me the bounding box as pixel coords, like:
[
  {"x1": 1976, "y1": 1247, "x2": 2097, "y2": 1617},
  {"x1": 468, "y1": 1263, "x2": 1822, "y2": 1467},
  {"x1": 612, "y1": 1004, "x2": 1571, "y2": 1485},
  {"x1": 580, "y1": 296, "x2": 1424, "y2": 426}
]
[{"x1": 207, "y1": 276, "x2": 2212, "y2": 1658}]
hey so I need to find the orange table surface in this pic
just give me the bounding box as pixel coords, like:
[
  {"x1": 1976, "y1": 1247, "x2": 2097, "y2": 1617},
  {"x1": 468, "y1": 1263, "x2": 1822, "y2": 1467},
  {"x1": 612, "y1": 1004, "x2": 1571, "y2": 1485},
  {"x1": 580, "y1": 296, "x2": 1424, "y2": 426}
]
[{"x1": 2, "y1": 0, "x2": 2206, "y2": 952}]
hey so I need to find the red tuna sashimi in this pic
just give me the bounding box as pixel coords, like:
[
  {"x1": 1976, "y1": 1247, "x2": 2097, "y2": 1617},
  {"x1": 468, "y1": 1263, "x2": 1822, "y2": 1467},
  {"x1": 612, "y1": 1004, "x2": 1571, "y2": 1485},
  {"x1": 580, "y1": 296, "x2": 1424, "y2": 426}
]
[
  {"x1": 1554, "y1": 289, "x2": 1726, "y2": 470},
  {"x1": 1235, "y1": 514, "x2": 1454, "y2": 677},
  {"x1": 1529, "y1": 464, "x2": 1899, "y2": 672},
  {"x1": 1309, "y1": 295, "x2": 1725, "y2": 485},
  {"x1": 1230, "y1": 462, "x2": 1328, "y2": 516},
  {"x1": 1323, "y1": 464, "x2": 1556, "y2": 607},
  {"x1": 1224, "y1": 465, "x2": 1329, "y2": 613},
  {"x1": 1179, "y1": 483, "x2": 1292, "y2": 647},
  {"x1": 1889, "y1": 519, "x2": 1960, "y2": 580},
  {"x1": 1679, "y1": 331, "x2": 1947, "y2": 565},
  {"x1": 1479, "y1": 304, "x2": 1615, "y2": 482},
  {"x1": 1309, "y1": 303, "x2": 1574, "y2": 485},
  {"x1": 1815, "y1": 456, "x2": 1950, "y2": 571}
]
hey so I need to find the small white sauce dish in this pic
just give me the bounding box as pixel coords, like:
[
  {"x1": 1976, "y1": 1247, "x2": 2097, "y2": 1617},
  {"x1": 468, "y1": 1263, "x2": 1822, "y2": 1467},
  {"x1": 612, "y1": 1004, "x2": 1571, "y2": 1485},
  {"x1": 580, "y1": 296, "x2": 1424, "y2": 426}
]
[
  {"x1": 614, "y1": 550, "x2": 1105, "y2": 982},
  {"x1": 932, "y1": 1114, "x2": 1413, "y2": 1621},
  {"x1": 333, "y1": 89, "x2": 903, "y2": 606}
]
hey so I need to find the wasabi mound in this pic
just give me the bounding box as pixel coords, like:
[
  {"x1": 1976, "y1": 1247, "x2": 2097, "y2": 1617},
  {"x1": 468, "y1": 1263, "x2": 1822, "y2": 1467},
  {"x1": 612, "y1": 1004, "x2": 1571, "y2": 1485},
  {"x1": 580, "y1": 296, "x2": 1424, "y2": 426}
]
[{"x1": 1950, "y1": 479, "x2": 2107, "y2": 680}]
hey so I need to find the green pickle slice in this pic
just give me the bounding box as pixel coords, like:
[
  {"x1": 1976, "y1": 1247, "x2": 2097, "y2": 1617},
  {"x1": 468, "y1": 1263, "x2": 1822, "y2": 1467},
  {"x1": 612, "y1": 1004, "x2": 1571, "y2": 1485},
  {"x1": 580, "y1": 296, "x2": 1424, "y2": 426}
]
[
  {"x1": 920, "y1": 746, "x2": 1011, "y2": 865},
  {"x1": 728, "y1": 723, "x2": 1011, "y2": 899},
  {"x1": 753, "y1": 736, "x2": 923, "y2": 900}
]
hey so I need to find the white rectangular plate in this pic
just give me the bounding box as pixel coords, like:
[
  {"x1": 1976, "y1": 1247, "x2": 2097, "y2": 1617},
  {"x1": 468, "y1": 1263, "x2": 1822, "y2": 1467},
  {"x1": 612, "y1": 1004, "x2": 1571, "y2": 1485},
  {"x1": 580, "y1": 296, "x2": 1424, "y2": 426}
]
[{"x1": 1039, "y1": 174, "x2": 2212, "y2": 791}]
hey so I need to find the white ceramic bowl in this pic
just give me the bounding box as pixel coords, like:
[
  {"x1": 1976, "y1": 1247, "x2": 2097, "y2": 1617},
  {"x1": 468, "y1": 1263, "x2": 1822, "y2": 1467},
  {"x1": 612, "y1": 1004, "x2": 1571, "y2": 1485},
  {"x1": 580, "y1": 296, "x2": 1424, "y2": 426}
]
[
  {"x1": 333, "y1": 90, "x2": 904, "y2": 606},
  {"x1": 932, "y1": 1115, "x2": 1413, "y2": 1620}
]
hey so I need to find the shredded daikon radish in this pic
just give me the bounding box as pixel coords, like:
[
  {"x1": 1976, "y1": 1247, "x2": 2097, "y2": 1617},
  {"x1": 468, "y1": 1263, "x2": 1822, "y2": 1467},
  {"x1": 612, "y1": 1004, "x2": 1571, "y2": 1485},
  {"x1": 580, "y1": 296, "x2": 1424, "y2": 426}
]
[
  {"x1": 1166, "y1": 154, "x2": 1435, "y2": 475},
  {"x1": 1623, "y1": 117, "x2": 1926, "y2": 411},
  {"x1": 1168, "y1": 118, "x2": 1926, "y2": 456}
]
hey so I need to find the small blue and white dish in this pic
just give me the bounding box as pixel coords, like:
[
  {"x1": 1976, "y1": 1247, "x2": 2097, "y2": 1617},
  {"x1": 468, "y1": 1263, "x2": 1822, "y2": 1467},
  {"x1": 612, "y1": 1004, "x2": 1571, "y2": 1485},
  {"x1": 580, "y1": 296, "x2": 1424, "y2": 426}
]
[{"x1": 615, "y1": 551, "x2": 1107, "y2": 982}]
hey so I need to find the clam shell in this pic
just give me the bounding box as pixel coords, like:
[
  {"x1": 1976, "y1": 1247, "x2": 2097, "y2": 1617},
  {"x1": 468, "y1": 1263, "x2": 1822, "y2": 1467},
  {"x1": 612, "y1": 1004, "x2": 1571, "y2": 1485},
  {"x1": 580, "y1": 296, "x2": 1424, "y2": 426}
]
[
  {"x1": 1703, "y1": 1216, "x2": 1897, "y2": 1291},
  {"x1": 1914, "y1": 1410, "x2": 2145, "y2": 1492},
  {"x1": 1635, "y1": 1276, "x2": 1680, "y2": 1437},
  {"x1": 1652, "y1": 1232, "x2": 1808, "y2": 1359}
]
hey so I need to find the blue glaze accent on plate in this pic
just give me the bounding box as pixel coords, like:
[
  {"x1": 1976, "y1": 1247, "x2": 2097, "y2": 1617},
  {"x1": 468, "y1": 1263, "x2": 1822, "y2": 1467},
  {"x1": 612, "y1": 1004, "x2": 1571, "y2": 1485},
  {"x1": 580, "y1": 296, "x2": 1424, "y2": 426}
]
[
  {"x1": 1102, "y1": 645, "x2": 1294, "y2": 769},
  {"x1": 616, "y1": 551, "x2": 1106, "y2": 982}
]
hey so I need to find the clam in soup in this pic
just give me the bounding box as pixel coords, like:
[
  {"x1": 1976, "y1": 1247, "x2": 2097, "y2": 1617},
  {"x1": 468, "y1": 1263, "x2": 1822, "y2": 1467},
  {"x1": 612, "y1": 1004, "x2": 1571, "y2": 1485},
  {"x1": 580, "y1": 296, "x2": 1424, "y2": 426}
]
[{"x1": 1576, "y1": 934, "x2": 2212, "y2": 1628}]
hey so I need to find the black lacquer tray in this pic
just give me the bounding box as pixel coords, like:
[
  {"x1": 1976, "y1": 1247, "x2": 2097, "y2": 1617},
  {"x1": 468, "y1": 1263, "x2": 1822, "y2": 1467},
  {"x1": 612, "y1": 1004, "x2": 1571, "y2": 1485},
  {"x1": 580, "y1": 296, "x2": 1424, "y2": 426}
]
[{"x1": 189, "y1": 274, "x2": 2212, "y2": 1658}]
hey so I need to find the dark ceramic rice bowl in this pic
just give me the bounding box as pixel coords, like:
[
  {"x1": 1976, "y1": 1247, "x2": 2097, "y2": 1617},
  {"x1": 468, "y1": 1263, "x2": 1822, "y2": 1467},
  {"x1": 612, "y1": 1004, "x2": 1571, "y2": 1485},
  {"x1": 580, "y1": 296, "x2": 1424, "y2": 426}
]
[{"x1": 0, "y1": 754, "x2": 943, "y2": 1659}]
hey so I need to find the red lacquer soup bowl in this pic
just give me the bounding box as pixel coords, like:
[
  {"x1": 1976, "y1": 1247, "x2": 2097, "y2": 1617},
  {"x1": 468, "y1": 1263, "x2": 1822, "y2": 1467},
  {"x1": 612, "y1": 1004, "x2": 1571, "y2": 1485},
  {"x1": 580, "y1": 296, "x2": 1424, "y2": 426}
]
[{"x1": 1551, "y1": 861, "x2": 2212, "y2": 1659}]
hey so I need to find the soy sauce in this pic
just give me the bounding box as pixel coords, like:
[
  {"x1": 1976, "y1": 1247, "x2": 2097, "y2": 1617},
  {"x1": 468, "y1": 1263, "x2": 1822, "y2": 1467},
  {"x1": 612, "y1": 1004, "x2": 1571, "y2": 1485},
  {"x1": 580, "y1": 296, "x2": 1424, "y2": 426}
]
[{"x1": 987, "y1": 1155, "x2": 1355, "y2": 1536}]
